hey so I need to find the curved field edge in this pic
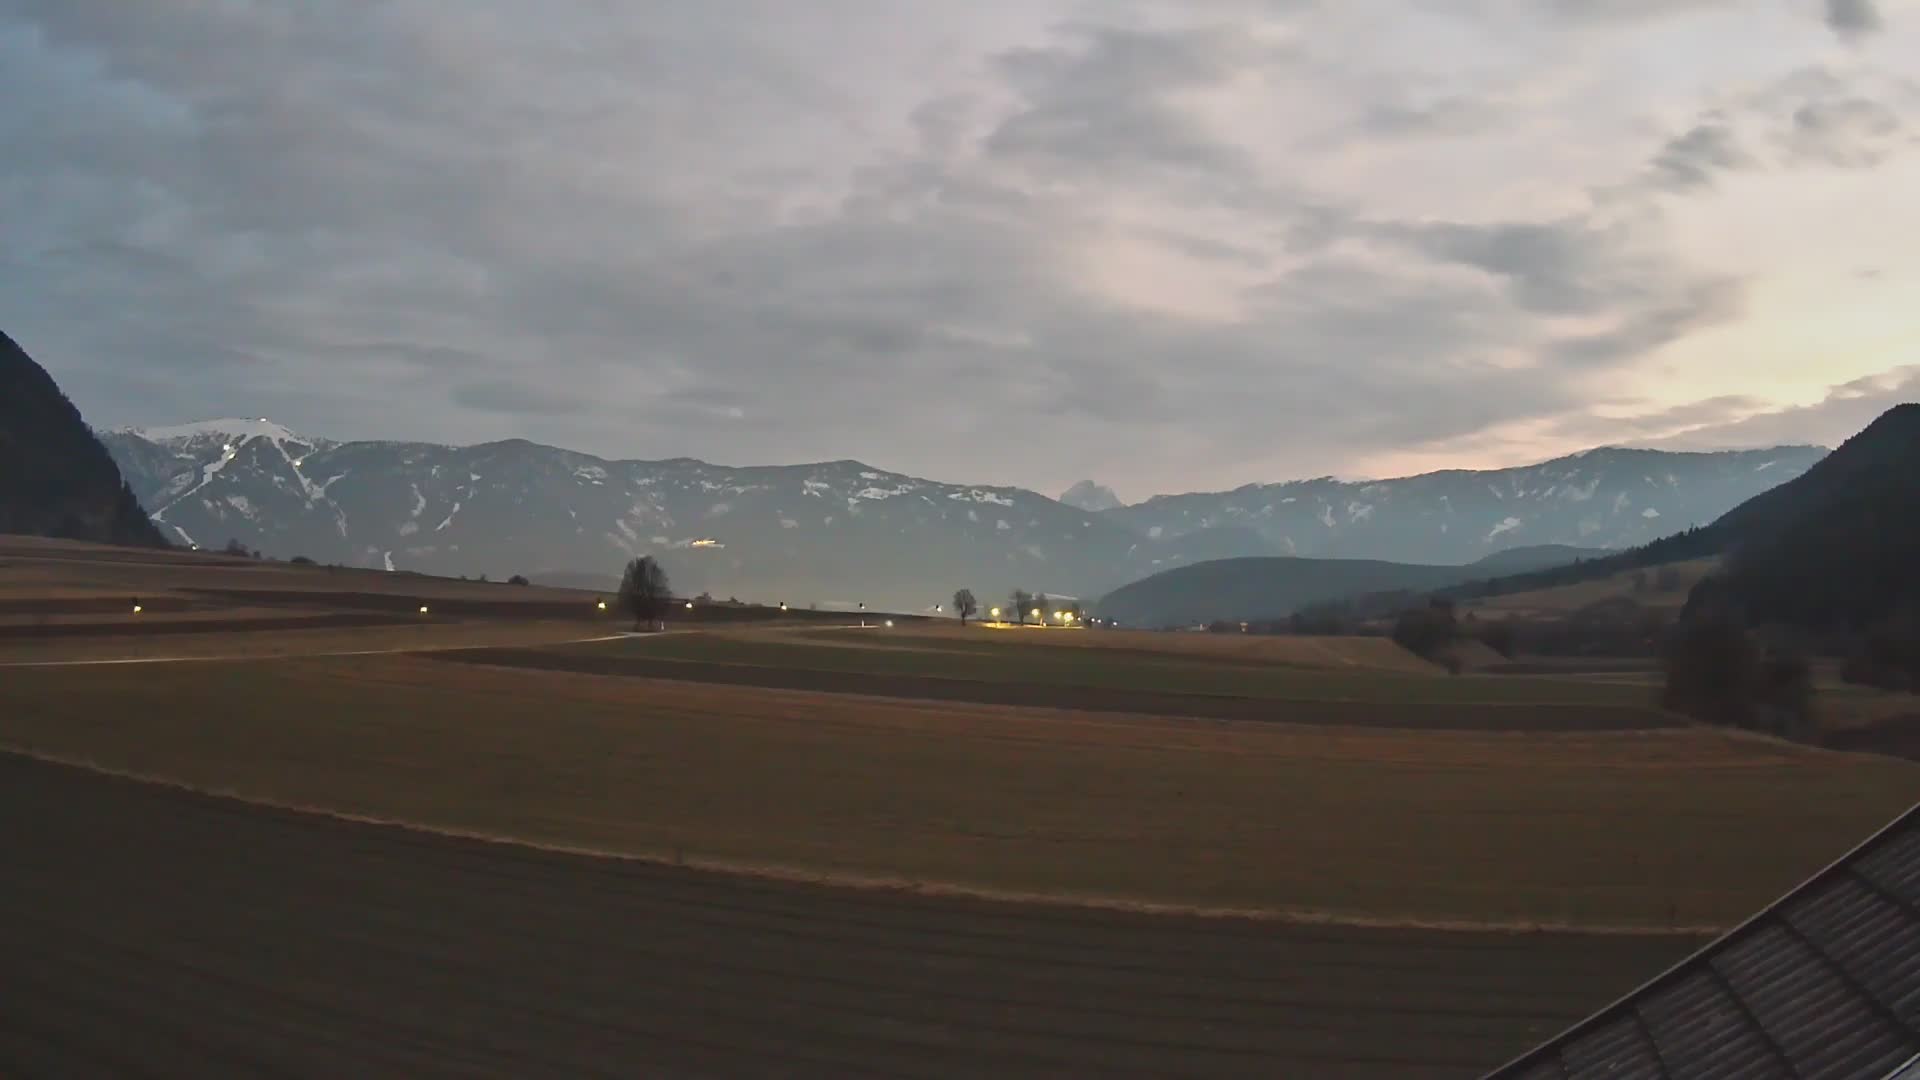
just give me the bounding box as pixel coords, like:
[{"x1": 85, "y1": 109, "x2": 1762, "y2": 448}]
[
  {"x1": 1, "y1": 751, "x2": 1706, "y2": 1080},
  {"x1": 1, "y1": 655, "x2": 1912, "y2": 931},
  {"x1": 0, "y1": 744, "x2": 1726, "y2": 937}
]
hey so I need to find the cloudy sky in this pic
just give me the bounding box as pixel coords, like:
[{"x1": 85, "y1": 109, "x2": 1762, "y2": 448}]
[{"x1": 4, "y1": 1, "x2": 1917, "y2": 499}]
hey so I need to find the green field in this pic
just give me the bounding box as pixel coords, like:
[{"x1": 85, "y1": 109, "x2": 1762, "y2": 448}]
[{"x1": 571, "y1": 630, "x2": 1664, "y2": 708}]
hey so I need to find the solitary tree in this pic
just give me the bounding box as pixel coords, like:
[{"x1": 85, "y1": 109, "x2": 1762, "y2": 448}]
[
  {"x1": 618, "y1": 556, "x2": 673, "y2": 631},
  {"x1": 507, "y1": 574, "x2": 530, "y2": 586},
  {"x1": 1010, "y1": 589, "x2": 1033, "y2": 626},
  {"x1": 1035, "y1": 592, "x2": 1052, "y2": 624},
  {"x1": 952, "y1": 588, "x2": 978, "y2": 626}
]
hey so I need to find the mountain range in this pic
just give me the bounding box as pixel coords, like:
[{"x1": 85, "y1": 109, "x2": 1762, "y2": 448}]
[{"x1": 97, "y1": 417, "x2": 1826, "y2": 611}]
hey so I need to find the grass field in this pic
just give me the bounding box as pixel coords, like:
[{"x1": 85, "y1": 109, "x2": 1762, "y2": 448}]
[
  {"x1": 3, "y1": 653, "x2": 1913, "y2": 930},
  {"x1": 1462, "y1": 558, "x2": 1720, "y2": 617},
  {"x1": 550, "y1": 630, "x2": 1668, "y2": 709}
]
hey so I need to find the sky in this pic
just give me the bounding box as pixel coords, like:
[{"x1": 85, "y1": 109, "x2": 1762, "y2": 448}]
[{"x1": 3, "y1": 1, "x2": 1918, "y2": 501}]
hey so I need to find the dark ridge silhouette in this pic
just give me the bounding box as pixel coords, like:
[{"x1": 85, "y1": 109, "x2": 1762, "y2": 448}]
[
  {"x1": 1709, "y1": 403, "x2": 1920, "y2": 629},
  {"x1": 0, "y1": 330, "x2": 166, "y2": 547}
]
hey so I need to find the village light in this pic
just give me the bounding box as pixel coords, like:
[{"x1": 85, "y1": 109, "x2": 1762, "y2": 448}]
[
  {"x1": 685, "y1": 601, "x2": 694, "y2": 610},
  {"x1": 1032, "y1": 608, "x2": 1041, "y2": 620},
  {"x1": 597, "y1": 600, "x2": 607, "y2": 611},
  {"x1": 419, "y1": 605, "x2": 430, "y2": 614},
  {"x1": 990, "y1": 607, "x2": 1000, "y2": 618},
  {"x1": 131, "y1": 604, "x2": 142, "y2": 614}
]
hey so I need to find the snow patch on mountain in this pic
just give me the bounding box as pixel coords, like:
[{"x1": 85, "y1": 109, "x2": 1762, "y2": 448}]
[{"x1": 133, "y1": 418, "x2": 305, "y2": 447}]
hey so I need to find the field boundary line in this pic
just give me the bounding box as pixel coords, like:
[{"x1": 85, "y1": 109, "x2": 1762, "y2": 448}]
[
  {"x1": 0, "y1": 633, "x2": 637, "y2": 668},
  {"x1": 0, "y1": 744, "x2": 1720, "y2": 939}
]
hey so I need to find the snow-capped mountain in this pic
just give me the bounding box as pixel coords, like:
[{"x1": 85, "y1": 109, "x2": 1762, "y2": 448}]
[
  {"x1": 100, "y1": 420, "x2": 1826, "y2": 609},
  {"x1": 1102, "y1": 445, "x2": 1829, "y2": 565},
  {"x1": 1059, "y1": 480, "x2": 1123, "y2": 513},
  {"x1": 102, "y1": 420, "x2": 1162, "y2": 609}
]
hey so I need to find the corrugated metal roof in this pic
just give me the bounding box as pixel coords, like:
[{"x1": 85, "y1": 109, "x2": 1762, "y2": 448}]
[{"x1": 1487, "y1": 805, "x2": 1920, "y2": 1080}]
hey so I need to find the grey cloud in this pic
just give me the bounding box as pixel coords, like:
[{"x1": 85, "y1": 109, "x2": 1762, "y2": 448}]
[
  {"x1": 983, "y1": 24, "x2": 1270, "y2": 185},
  {"x1": 1358, "y1": 97, "x2": 1500, "y2": 139},
  {"x1": 452, "y1": 380, "x2": 589, "y2": 417},
  {"x1": 1648, "y1": 120, "x2": 1753, "y2": 190},
  {"x1": 1651, "y1": 365, "x2": 1919, "y2": 451},
  {"x1": 1392, "y1": 219, "x2": 1668, "y2": 317},
  {"x1": 0, "y1": 2, "x2": 1873, "y2": 496},
  {"x1": 1825, "y1": 0, "x2": 1883, "y2": 39},
  {"x1": 1548, "y1": 278, "x2": 1747, "y2": 370},
  {"x1": 1543, "y1": 395, "x2": 1770, "y2": 444},
  {"x1": 1783, "y1": 97, "x2": 1905, "y2": 166}
]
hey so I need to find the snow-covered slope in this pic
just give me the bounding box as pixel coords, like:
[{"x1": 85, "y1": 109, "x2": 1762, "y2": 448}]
[
  {"x1": 1102, "y1": 445, "x2": 1828, "y2": 565},
  {"x1": 100, "y1": 422, "x2": 1826, "y2": 610}
]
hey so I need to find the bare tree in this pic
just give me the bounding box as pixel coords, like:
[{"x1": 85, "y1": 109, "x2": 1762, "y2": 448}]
[
  {"x1": 1035, "y1": 592, "x2": 1052, "y2": 624},
  {"x1": 618, "y1": 556, "x2": 673, "y2": 631},
  {"x1": 953, "y1": 588, "x2": 978, "y2": 626},
  {"x1": 1010, "y1": 589, "x2": 1032, "y2": 626}
]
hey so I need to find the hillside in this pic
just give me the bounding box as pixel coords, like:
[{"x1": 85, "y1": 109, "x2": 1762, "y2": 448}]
[
  {"x1": 1093, "y1": 546, "x2": 1593, "y2": 627},
  {"x1": 1711, "y1": 404, "x2": 1920, "y2": 629},
  {"x1": 1432, "y1": 404, "x2": 1919, "y2": 629},
  {"x1": 0, "y1": 331, "x2": 164, "y2": 547}
]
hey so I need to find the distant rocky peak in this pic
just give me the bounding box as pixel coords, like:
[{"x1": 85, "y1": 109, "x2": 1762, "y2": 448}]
[{"x1": 1059, "y1": 480, "x2": 1122, "y2": 513}]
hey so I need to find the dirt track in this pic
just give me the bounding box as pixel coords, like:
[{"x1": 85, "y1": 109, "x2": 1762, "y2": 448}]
[
  {"x1": 0, "y1": 753, "x2": 1693, "y2": 1078},
  {"x1": 428, "y1": 647, "x2": 1678, "y2": 732}
]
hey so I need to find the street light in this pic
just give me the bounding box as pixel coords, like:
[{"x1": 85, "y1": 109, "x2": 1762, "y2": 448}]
[
  {"x1": 418, "y1": 605, "x2": 430, "y2": 614},
  {"x1": 131, "y1": 604, "x2": 142, "y2": 614},
  {"x1": 597, "y1": 600, "x2": 607, "y2": 611},
  {"x1": 990, "y1": 607, "x2": 1001, "y2": 619},
  {"x1": 686, "y1": 601, "x2": 695, "y2": 610},
  {"x1": 1031, "y1": 608, "x2": 1041, "y2": 620}
]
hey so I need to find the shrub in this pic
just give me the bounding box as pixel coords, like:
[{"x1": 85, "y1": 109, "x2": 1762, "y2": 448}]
[
  {"x1": 507, "y1": 574, "x2": 531, "y2": 586},
  {"x1": 1662, "y1": 606, "x2": 1814, "y2": 737},
  {"x1": 1392, "y1": 599, "x2": 1457, "y2": 660}
]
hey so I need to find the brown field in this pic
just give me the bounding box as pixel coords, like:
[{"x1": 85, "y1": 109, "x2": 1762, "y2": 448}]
[
  {"x1": 0, "y1": 534, "x2": 599, "y2": 602},
  {"x1": 3, "y1": 653, "x2": 1913, "y2": 931},
  {"x1": 0, "y1": 753, "x2": 1698, "y2": 1079},
  {"x1": 8, "y1": 534, "x2": 1920, "y2": 1075},
  {"x1": 1462, "y1": 557, "x2": 1720, "y2": 617}
]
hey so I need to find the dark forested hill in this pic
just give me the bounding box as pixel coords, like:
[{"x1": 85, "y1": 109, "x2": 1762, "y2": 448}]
[
  {"x1": 1421, "y1": 404, "x2": 1919, "y2": 630},
  {"x1": 1710, "y1": 404, "x2": 1920, "y2": 629},
  {"x1": 0, "y1": 331, "x2": 164, "y2": 547},
  {"x1": 1092, "y1": 545, "x2": 1595, "y2": 627}
]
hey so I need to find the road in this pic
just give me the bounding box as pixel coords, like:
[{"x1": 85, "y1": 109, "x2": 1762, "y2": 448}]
[{"x1": 0, "y1": 753, "x2": 1692, "y2": 1078}]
